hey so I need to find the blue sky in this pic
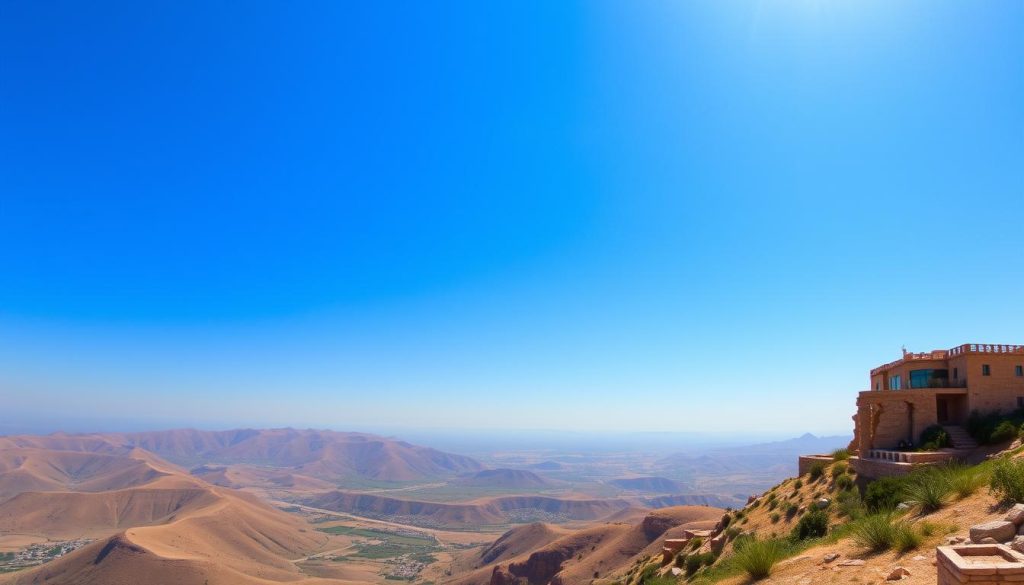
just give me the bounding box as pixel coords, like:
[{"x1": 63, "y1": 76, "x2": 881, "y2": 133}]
[{"x1": 1, "y1": 1, "x2": 1022, "y2": 436}]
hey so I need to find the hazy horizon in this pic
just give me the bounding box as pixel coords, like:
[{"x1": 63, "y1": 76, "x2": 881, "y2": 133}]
[{"x1": 3, "y1": 1, "x2": 1022, "y2": 434}]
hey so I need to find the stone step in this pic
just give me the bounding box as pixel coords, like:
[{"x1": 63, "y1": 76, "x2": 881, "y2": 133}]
[{"x1": 941, "y1": 426, "x2": 979, "y2": 449}]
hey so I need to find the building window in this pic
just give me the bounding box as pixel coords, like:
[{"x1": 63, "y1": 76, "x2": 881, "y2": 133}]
[
  {"x1": 953, "y1": 367, "x2": 958, "y2": 380},
  {"x1": 875, "y1": 382, "x2": 880, "y2": 391},
  {"x1": 1017, "y1": 365, "x2": 1023, "y2": 377},
  {"x1": 889, "y1": 375, "x2": 902, "y2": 390},
  {"x1": 910, "y1": 369, "x2": 949, "y2": 389},
  {"x1": 1018, "y1": 397, "x2": 1024, "y2": 409},
  {"x1": 983, "y1": 364, "x2": 991, "y2": 376}
]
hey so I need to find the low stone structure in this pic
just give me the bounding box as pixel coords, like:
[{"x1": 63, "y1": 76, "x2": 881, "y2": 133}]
[
  {"x1": 937, "y1": 544, "x2": 1024, "y2": 585},
  {"x1": 797, "y1": 455, "x2": 833, "y2": 476}
]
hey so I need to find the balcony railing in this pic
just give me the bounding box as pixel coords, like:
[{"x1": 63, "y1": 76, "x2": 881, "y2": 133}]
[{"x1": 871, "y1": 343, "x2": 1024, "y2": 376}]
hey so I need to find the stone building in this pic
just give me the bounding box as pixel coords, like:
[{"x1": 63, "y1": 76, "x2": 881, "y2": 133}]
[{"x1": 852, "y1": 343, "x2": 1024, "y2": 455}]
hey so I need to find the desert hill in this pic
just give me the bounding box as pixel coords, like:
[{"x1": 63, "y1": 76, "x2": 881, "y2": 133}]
[
  {"x1": 303, "y1": 490, "x2": 633, "y2": 528},
  {"x1": 0, "y1": 428, "x2": 483, "y2": 483},
  {"x1": 445, "y1": 506, "x2": 723, "y2": 585},
  {"x1": 0, "y1": 448, "x2": 169, "y2": 501},
  {"x1": 610, "y1": 476, "x2": 683, "y2": 493},
  {"x1": 456, "y1": 468, "x2": 552, "y2": 489},
  {"x1": 0, "y1": 442, "x2": 346, "y2": 585}
]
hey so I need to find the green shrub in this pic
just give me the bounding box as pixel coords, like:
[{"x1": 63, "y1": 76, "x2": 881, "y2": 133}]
[
  {"x1": 733, "y1": 538, "x2": 788, "y2": 581},
  {"x1": 770, "y1": 512, "x2": 780, "y2": 523},
  {"x1": 836, "y1": 489, "x2": 866, "y2": 519},
  {"x1": 783, "y1": 502, "x2": 799, "y2": 520},
  {"x1": 836, "y1": 474, "x2": 855, "y2": 491},
  {"x1": 791, "y1": 509, "x2": 829, "y2": 540},
  {"x1": 689, "y1": 537, "x2": 704, "y2": 550},
  {"x1": 919, "y1": 425, "x2": 951, "y2": 450},
  {"x1": 793, "y1": 479, "x2": 803, "y2": 489},
  {"x1": 864, "y1": 477, "x2": 904, "y2": 512},
  {"x1": 850, "y1": 513, "x2": 920, "y2": 553},
  {"x1": 992, "y1": 421, "x2": 1019, "y2": 443},
  {"x1": 832, "y1": 448, "x2": 850, "y2": 461},
  {"x1": 902, "y1": 469, "x2": 951, "y2": 514},
  {"x1": 991, "y1": 457, "x2": 1024, "y2": 503},
  {"x1": 674, "y1": 552, "x2": 687, "y2": 568},
  {"x1": 808, "y1": 462, "x2": 827, "y2": 481},
  {"x1": 832, "y1": 462, "x2": 848, "y2": 477},
  {"x1": 684, "y1": 552, "x2": 714, "y2": 575},
  {"x1": 944, "y1": 464, "x2": 987, "y2": 499}
]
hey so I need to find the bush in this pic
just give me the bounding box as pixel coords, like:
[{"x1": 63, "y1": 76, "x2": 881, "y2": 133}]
[
  {"x1": 836, "y1": 489, "x2": 866, "y2": 519},
  {"x1": 674, "y1": 552, "x2": 687, "y2": 568},
  {"x1": 919, "y1": 425, "x2": 951, "y2": 451},
  {"x1": 770, "y1": 512, "x2": 780, "y2": 523},
  {"x1": 782, "y1": 502, "x2": 797, "y2": 519},
  {"x1": 792, "y1": 509, "x2": 829, "y2": 540},
  {"x1": 684, "y1": 552, "x2": 714, "y2": 575},
  {"x1": 864, "y1": 477, "x2": 904, "y2": 512},
  {"x1": 990, "y1": 457, "x2": 1024, "y2": 504},
  {"x1": 944, "y1": 464, "x2": 987, "y2": 499},
  {"x1": 832, "y1": 448, "x2": 850, "y2": 461},
  {"x1": 832, "y1": 462, "x2": 848, "y2": 477},
  {"x1": 850, "y1": 513, "x2": 920, "y2": 553},
  {"x1": 902, "y1": 469, "x2": 951, "y2": 514},
  {"x1": 793, "y1": 479, "x2": 803, "y2": 489},
  {"x1": 836, "y1": 474, "x2": 855, "y2": 491},
  {"x1": 808, "y1": 462, "x2": 827, "y2": 482},
  {"x1": 733, "y1": 538, "x2": 788, "y2": 581},
  {"x1": 992, "y1": 421, "x2": 1019, "y2": 444}
]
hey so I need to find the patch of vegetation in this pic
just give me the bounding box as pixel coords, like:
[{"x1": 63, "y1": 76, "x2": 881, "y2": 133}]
[
  {"x1": 864, "y1": 476, "x2": 904, "y2": 512},
  {"x1": 832, "y1": 448, "x2": 850, "y2": 461},
  {"x1": 733, "y1": 538, "x2": 790, "y2": 580},
  {"x1": 968, "y1": 409, "x2": 1024, "y2": 445},
  {"x1": 836, "y1": 489, "x2": 866, "y2": 519},
  {"x1": 835, "y1": 474, "x2": 854, "y2": 491},
  {"x1": 808, "y1": 461, "x2": 827, "y2": 482},
  {"x1": 945, "y1": 464, "x2": 988, "y2": 499},
  {"x1": 793, "y1": 479, "x2": 802, "y2": 489},
  {"x1": 850, "y1": 513, "x2": 921, "y2": 553},
  {"x1": 791, "y1": 509, "x2": 829, "y2": 540},
  {"x1": 919, "y1": 425, "x2": 951, "y2": 451},
  {"x1": 902, "y1": 468, "x2": 952, "y2": 514},
  {"x1": 684, "y1": 552, "x2": 715, "y2": 575},
  {"x1": 990, "y1": 456, "x2": 1024, "y2": 504}
]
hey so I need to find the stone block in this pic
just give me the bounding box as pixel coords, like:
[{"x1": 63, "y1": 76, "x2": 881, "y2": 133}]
[{"x1": 972, "y1": 522, "x2": 1017, "y2": 544}]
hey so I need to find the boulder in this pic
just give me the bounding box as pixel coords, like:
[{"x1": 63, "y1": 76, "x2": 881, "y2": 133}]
[
  {"x1": 823, "y1": 553, "x2": 840, "y2": 563},
  {"x1": 1011, "y1": 504, "x2": 1024, "y2": 526},
  {"x1": 816, "y1": 498, "x2": 830, "y2": 510},
  {"x1": 886, "y1": 567, "x2": 911, "y2": 581},
  {"x1": 971, "y1": 521, "x2": 1017, "y2": 543},
  {"x1": 1013, "y1": 536, "x2": 1024, "y2": 554}
]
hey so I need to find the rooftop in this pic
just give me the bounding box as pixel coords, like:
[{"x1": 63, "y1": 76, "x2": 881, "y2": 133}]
[{"x1": 870, "y1": 343, "x2": 1024, "y2": 376}]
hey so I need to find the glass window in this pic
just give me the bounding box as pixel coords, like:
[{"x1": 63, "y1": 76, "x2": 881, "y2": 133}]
[
  {"x1": 983, "y1": 364, "x2": 991, "y2": 376},
  {"x1": 909, "y1": 369, "x2": 949, "y2": 388},
  {"x1": 889, "y1": 375, "x2": 902, "y2": 390},
  {"x1": 1016, "y1": 365, "x2": 1023, "y2": 377}
]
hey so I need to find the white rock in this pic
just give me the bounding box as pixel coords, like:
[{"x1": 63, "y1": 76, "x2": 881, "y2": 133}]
[{"x1": 1007, "y1": 504, "x2": 1024, "y2": 526}]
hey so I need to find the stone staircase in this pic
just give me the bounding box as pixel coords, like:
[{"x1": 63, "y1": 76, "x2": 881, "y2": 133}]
[{"x1": 942, "y1": 425, "x2": 979, "y2": 449}]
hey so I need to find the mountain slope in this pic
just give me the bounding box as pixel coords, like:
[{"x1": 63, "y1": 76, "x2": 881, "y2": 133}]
[{"x1": 0, "y1": 429, "x2": 483, "y2": 483}]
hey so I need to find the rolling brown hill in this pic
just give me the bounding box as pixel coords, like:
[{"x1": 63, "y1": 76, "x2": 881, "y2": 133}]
[
  {"x1": 303, "y1": 490, "x2": 633, "y2": 528},
  {"x1": 0, "y1": 429, "x2": 482, "y2": 483},
  {"x1": 444, "y1": 506, "x2": 724, "y2": 585},
  {"x1": 456, "y1": 468, "x2": 553, "y2": 489},
  {"x1": 0, "y1": 442, "x2": 347, "y2": 585}
]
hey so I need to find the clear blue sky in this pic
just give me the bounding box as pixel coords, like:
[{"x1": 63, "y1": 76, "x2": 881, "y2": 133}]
[{"x1": 1, "y1": 1, "x2": 1021, "y2": 435}]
